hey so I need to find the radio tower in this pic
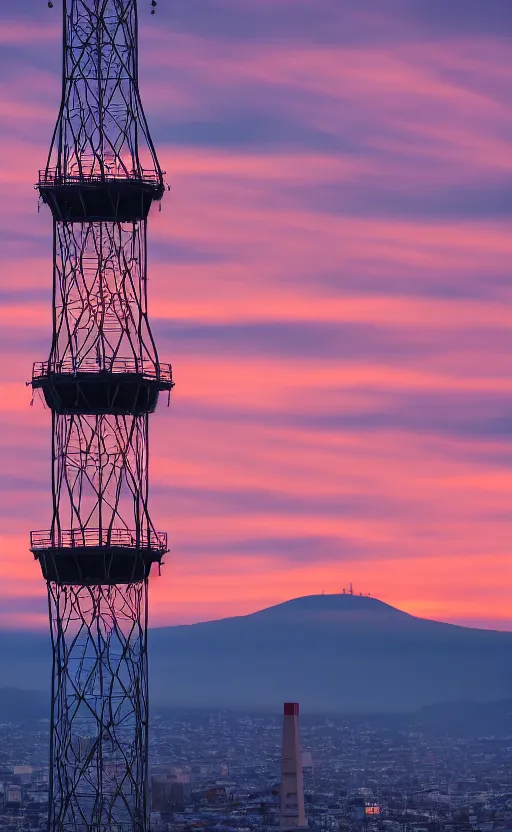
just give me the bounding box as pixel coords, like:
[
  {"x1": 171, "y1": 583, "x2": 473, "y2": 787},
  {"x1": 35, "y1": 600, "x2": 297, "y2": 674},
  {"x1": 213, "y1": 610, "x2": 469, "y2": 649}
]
[{"x1": 30, "y1": 2, "x2": 172, "y2": 831}]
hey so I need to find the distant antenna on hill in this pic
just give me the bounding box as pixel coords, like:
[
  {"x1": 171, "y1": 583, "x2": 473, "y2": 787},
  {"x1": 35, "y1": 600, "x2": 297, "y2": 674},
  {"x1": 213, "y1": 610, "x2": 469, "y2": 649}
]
[{"x1": 341, "y1": 584, "x2": 372, "y2": 597}]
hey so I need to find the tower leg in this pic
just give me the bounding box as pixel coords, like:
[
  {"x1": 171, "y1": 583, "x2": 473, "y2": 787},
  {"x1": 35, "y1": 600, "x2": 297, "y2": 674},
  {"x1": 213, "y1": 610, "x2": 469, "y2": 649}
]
[{"x1": 47, "y1": 583, "x2": 149, "y2": 832}]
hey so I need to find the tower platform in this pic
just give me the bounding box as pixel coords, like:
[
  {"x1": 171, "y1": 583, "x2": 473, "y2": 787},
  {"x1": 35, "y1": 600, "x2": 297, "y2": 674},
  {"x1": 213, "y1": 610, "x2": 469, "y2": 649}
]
[
  {"x1": 32, "y1": 358, "x2": 174, "y2": 415},
  {"x1": 37, "y1": 169, "x2": 164, "y2": 222},
  {"x1": 30, "y1": 528, "x2": 168, "y2": 585}
]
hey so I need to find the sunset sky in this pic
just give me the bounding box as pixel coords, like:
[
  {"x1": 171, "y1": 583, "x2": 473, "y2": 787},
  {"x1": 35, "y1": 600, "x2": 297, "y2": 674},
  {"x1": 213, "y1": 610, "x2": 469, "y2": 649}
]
[{"x1": 0, "y1": 0, "x2": 511, "y2": 631}]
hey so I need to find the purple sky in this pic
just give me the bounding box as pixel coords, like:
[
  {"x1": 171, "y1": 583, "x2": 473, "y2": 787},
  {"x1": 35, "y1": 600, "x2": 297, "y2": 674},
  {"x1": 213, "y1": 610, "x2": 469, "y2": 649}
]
[{"x1": 0, "y1": 0, "x2": 511, "y2": 629}]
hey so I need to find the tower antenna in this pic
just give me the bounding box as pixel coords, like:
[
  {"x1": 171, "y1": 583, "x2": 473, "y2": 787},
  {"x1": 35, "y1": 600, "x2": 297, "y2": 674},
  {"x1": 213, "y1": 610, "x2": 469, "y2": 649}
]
[{"x1": 30, "y1": 2, "x2": 172, "y2": 830}]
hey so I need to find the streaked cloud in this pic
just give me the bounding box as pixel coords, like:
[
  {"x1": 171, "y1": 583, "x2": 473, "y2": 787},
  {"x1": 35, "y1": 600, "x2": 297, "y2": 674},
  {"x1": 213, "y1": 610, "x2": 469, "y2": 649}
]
[{"x1": 0, "y1": 0, "x2": 510, "y2": 631}]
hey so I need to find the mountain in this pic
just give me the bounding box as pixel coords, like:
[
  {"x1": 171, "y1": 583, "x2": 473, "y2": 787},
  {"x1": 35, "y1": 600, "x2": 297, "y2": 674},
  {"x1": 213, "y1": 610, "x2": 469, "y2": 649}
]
[
  {"x1": 0, "y1": 687, "x2": 49, "y2": 721},
  {"x1": 1, "y1": 594, "x2": 512, "y2": 712}
]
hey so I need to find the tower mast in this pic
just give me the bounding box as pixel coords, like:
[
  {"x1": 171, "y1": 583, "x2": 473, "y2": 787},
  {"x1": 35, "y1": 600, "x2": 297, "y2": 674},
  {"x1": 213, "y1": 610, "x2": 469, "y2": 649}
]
[{"x1": 30, "y1": 3, "x2": 172, "y2": 830}]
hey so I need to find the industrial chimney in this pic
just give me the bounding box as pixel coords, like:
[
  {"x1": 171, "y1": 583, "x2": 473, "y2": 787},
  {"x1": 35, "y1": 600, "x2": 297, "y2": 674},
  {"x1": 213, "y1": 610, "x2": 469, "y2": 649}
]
[{"x1": 280, "y1": 703, "x2": 308, "y2": 828}]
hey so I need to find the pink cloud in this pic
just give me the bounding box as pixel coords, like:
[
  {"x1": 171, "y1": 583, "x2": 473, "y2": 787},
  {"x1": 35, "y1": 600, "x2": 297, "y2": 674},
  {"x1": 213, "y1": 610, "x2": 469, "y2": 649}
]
[{"x1": 0, "y1": 3, "x2": 511, "y2": 633}]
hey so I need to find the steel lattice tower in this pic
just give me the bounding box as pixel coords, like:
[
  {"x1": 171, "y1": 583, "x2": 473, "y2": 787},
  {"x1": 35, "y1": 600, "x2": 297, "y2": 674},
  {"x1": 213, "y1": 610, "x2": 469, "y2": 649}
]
[{"x1": 29, "y1": 3, "x2": 171, "y2": 831}]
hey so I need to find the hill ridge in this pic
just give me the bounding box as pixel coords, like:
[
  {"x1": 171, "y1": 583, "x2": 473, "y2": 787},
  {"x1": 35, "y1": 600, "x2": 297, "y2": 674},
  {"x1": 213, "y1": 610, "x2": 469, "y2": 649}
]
[
  {"x1": 150, "y1": 593, "x2": 494, "y2": 634},
  {"x1": 0, "y1": 594, "x2": 511, "y2": 712},
  {"x1": 150, "y1": 592, "x2": 407, "y2": 632}
]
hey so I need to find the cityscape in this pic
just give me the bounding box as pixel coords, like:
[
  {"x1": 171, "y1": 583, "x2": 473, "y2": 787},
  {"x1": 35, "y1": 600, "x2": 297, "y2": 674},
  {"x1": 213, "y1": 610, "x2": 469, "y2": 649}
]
[{"x1": 0, "y1": 703, "x2": 512, "y2": 832}]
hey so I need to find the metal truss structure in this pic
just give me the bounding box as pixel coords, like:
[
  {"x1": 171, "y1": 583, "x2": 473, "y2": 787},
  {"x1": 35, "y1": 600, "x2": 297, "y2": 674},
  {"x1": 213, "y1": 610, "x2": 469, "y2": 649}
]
[{"x1": 30, "y1": 2, "x2": 171, "y2": 830}]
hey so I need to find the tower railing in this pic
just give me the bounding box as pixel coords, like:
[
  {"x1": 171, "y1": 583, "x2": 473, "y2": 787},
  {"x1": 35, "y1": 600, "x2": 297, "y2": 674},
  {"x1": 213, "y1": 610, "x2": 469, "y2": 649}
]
[
  {"x1": 30, "y1": 527, "x2": 168, "y2": 553},
  {"x1": 38, "y1": 167, "x2": 163, "y2": 186},
  {"x1": 32, "y1": 357, "x2": 173, "y2": 383}
]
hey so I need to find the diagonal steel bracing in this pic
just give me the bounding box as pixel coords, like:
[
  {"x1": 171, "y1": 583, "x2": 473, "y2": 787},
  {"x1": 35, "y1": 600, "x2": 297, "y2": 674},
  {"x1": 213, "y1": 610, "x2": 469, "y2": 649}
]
[{"x1": 31, "y1": 3, "x2": 170, "y2": 831}]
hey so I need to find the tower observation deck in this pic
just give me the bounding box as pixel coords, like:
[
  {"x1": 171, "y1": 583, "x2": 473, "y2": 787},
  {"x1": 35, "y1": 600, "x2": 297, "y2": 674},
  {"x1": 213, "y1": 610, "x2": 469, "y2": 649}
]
[{"x1": 30, "y1": 3, "x2": 171, "y2": 830}]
